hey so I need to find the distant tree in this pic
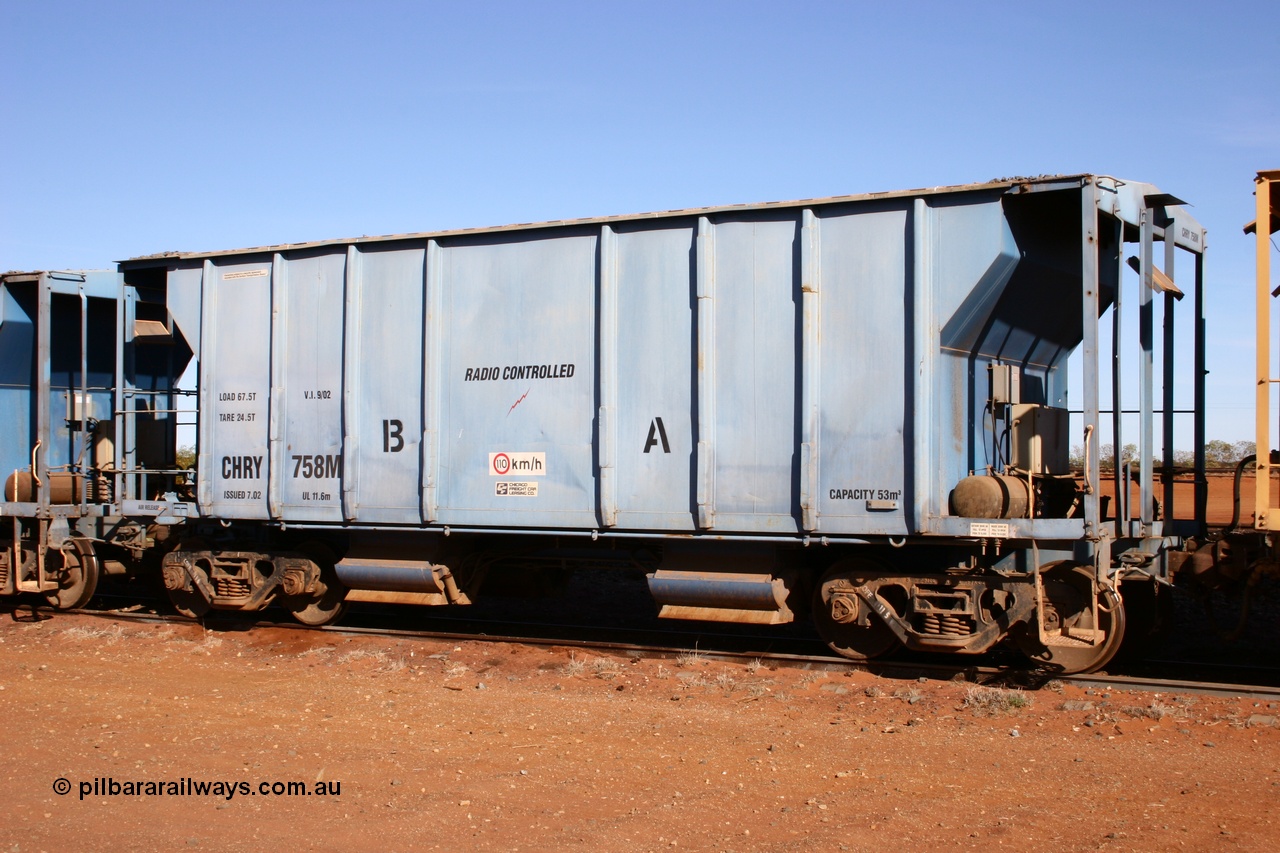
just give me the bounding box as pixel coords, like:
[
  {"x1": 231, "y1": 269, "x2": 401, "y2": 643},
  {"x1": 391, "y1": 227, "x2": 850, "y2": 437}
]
[
  {"x1": 1070, "y1": 443, "x2": 1136, "y2": 470},
  {"x1": 1071, "y1": 440, "x2": 1253, "y2": 470},
  {"x1": 175, "y1": 445, "x2": 196, "y2": 470},
  {"x1": 1071, "y1": 443, "x2": 1127, "y2": 469},
  {"x1": 1172, "y1": 440, "x2": 1256, "y2": 468},
  {"x1": 1205, "y1": 440, "x2": 1256, "y2": 467}
]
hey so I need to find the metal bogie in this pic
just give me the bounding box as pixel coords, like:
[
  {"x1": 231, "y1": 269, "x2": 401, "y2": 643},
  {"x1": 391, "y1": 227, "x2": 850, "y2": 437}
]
[
  {"x1": 163, "y1": 549, "x2": 271, "y2": 609},
  {"x1": 162, "y1": 540, "x2": 348, "y2": 622},
  {"x1": 811, "y1": 553, "x2": 1129, "y2": 673},
  {"x1": 283, "y1": 552, "x2": 347, "y2": 627},
  {"x1": 816, "y1": 563, "x2": 1038, "y2": 657},
  {"x1": 813, "y1": 559, "x2": 903, "y2": 660}
]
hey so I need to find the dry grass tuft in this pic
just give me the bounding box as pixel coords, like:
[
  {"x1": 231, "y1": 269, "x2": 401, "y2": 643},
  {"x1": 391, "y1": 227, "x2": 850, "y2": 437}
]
[
  {"x1": 61, "y1": 624, "x2": 128, "y2": 643},
  {"x1": 712, "y1": 671, "x2": 737, "y2": 694},
  {"x1": 590, "y1": 657, "x2": 622, "y2": 680},
  {"x1": 337, "y1": 648, "x2": 391, "y2": 667},
  {"x1": 560, "y1": 654, "x2": 587, "y2": 677},
  {"x1": 675, "y1": 648, "x2": 706, "y2": 667},
  {"x1": 962, "y1": 686, "x2": 1031, "y2": 715}
]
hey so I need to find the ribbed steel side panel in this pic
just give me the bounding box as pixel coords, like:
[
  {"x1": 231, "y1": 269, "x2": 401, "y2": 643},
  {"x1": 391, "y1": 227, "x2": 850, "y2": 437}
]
[
  {"x1": 344, "y1": 245, "x2": 426, "y2": 524},
  {"x1": 200, "y1": 259, "x2": 272, "y2": 519},
  {"x1": 436, "y1": 232, "x2": 599, "y2": 527}
]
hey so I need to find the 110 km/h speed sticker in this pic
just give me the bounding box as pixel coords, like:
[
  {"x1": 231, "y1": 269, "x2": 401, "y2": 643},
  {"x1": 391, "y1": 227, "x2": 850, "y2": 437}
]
[{"x1": 489, "y1": 452, "x2": 546, "y2": 476}]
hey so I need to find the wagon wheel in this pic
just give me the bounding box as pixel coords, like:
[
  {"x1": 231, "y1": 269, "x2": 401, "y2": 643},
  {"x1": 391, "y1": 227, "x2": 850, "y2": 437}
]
[
  {"x1": 167, "y1": 583, "x2": 212, "y2": 620},
  {"x1": 44, "y1": 539, "x2": 100, "y2": 610},
  {"x1": 1114, "y1": 577, "x2": 1172, "y2": 661},
  {"x1": 163, "y1": 542, "x2": 212, "y2": 619},
  {"x1": 165, "y1": 563, "x2": 212, "y2": 619},
  {"x1": 287, "y1": 544, "x2": 348, "y2": 627},
  {"x1": 812, "y1": 559, "x2": 901, "y2": 661},
  {"x1": 1016, "y1": 563, "x2": 1126, "y2": 674}
]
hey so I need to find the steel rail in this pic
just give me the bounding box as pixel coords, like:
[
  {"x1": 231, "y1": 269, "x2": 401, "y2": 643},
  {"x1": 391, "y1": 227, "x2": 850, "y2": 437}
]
[{"x1": 15, "y1": 602, "x2": 1280, "y2": 701}]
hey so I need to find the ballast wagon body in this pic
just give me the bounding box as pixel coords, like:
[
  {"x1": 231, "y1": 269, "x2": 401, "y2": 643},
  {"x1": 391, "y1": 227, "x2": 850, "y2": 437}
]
[
  {"x1": 135, "y1": 175, "x2": 1204, "y2": 539},
  {"x1": 6, "y1": 174, "x2": 1210, "y2": 672}
]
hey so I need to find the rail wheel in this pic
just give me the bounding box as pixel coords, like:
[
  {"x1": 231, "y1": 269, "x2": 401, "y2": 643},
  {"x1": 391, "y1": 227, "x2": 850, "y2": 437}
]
[
  {"x1": 287, "y1": 544, "x2": 347, "y2": 627},
  {"x1": 162, "y1": 543, "x2": 211, "y2": 619},
  {"x1": 812, "y1": 559, "x2": 901, "y2": 661},
  {"x1": 44, "y1": 539, "x2": 100, "y2": 610},
  {"x1": 1114, "y1": 578, "x2": 1172, "y2": 660},
  {"x1": 1016, "y1": 563, "x2": 1126, "y2": 674},
  {"x1": 166, "y1": 578, "x2": 212, "y2": 620}
]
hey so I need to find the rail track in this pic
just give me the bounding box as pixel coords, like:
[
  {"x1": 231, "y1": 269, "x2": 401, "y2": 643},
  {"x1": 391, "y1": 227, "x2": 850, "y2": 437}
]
[{"x1": 8, "y1": 591, "x2": 1279, "y2": 701}]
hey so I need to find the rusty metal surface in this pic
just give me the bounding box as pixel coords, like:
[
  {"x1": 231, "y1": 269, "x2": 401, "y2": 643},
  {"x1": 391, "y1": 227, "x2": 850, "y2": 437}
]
[
  {"x1": 344, "y1": 589, "x2": 449, "y2": 606},
  {"x1": 4, "y1": 472, "x2": 90, "y2": 504},
  {"x1": 646, "y1": 569, "x2": 794, "y2": 624}
]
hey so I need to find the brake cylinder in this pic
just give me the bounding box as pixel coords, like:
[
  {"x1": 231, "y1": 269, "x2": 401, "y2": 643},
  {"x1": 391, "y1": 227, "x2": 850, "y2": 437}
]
[{"x1": 950, "y1": 474, "x2": 1031, "y2": 519}]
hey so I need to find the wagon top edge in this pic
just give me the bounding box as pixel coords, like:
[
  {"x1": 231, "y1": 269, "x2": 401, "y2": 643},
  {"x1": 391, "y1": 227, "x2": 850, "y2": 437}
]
[
  {"x1": 120, "y1": 173, "x2": 1206, "y2": 265},
  {"x1": 0, "y1": 269, "x2": 123, "y2": 298}
]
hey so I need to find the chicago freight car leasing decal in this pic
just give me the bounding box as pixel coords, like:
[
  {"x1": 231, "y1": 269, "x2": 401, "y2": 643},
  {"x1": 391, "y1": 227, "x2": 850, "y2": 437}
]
[{"x1": 495, "y1": 482, "x2": 539, "y2": 497}]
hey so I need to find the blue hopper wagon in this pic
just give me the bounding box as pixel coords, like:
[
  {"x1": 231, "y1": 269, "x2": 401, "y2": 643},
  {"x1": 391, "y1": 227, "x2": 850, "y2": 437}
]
[{"x1": 2, "y1": 175, "x2": 1209, "y2": 673}]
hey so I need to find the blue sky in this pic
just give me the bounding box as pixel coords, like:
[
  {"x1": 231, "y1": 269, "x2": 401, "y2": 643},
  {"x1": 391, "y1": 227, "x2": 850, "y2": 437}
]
[{"x1": 2, "y1": 1, "x2": 1275, "y2": 443}]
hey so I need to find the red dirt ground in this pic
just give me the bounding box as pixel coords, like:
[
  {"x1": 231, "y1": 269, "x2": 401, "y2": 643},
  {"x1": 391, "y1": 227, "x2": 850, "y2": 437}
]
[
  {"x1": 2, "y1": 610, "x2": 1278, "y2": 852},
  {"x1": 1093, "y1": 470, "x2": 1265, "y2": 528}
]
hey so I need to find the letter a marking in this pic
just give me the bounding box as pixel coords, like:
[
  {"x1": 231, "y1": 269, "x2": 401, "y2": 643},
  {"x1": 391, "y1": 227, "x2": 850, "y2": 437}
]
[{"x1": 643, "y1": 417, "x2": 671, "y2": 454}]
